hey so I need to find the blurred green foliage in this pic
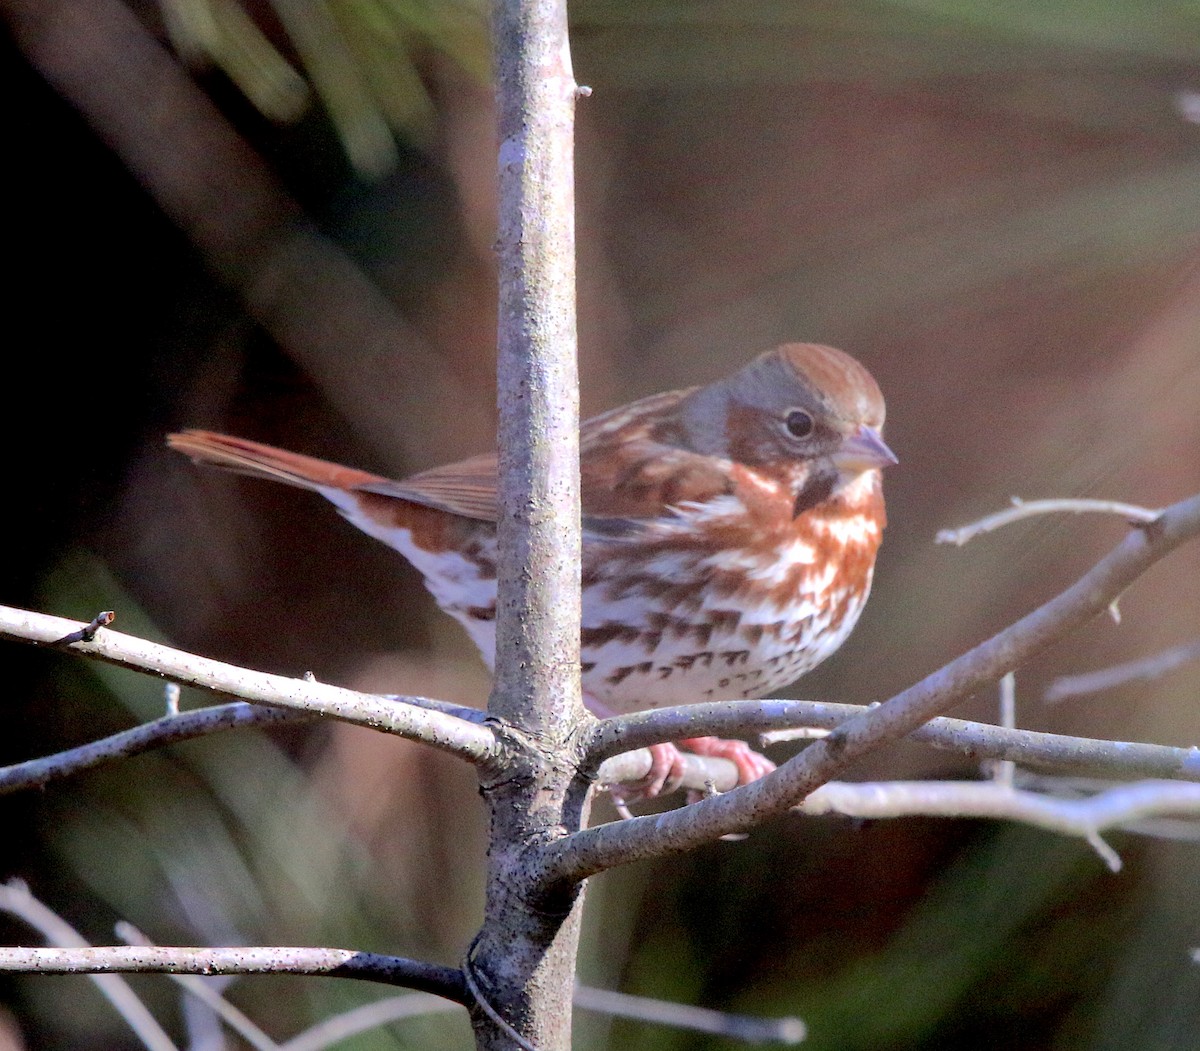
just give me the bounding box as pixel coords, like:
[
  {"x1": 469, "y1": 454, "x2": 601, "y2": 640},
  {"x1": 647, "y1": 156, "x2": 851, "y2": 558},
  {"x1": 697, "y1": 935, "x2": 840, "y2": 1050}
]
[
  {"x1": 161, "y1": 0, "x2": 488, "y2": 175},
  {"x1": 4, "y1": 0, "x2": 1200, "y2": 1047}
]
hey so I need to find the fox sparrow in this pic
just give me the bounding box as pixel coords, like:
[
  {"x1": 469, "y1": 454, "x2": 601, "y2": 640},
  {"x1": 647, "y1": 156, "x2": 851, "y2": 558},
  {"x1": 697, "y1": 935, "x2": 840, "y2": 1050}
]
[{"x1": 169, "y1": 343, "x2": 895, "y2": 796}]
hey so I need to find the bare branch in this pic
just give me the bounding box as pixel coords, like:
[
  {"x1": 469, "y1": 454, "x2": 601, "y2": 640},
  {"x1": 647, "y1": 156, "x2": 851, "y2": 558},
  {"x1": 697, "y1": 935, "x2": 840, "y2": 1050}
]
[
  {"x1": 541, "y1": 491, "x2": 1200, "y2": 884},
  {"x1": 277, "y1": 981, "x2": 804, "y2": 1050},
  {"x1": 4, "y1": 887, "x2": 468, "y2": 1051},
  {"x1": 469, "y1": 0, "x2": 588, "y2": 1047},
  {"x1": 0, "y1": 702, "x2": 308, "y2": 795},
  {"x1": 0, "y1": 944, "x2": 469, "y2": 998},
  {"x1": 0, "y1": 880, "x2": 178, "y2": 1051},
  {"x1": 490, "y1": 0, "x2": 584, "y2": 736},
  {"x1": 14, "y1": 656, "x2": 1195, "y2": 807},
  {"x1": 11, "y1": 661, "x2": 1193, "y2": 804},
  {"x1": 590, "y1": 699, "x2": 1200, "y2": 786},
  {"x1": 5, "y1": 586, "x2": 1197, "y2": 808},
  {"x1": 598, "y1": 749, "x2": 741, "y2": 794},
  {"x1": 49, "y1": 609, "x2": 116, "y2": 646},
  {"x1": 0, "y1": 604, "x2": 498, "y2": 765},
  {"x1": 1045, "y1": 638, "x2": 1200, "y2": 702},
  {"x1": 279, "y1": 983, "x2": 803, "y2": 1050},
  {"x1": 280, "y1": 994, "x2": 461, "y2": 1051},
  {"x1": 935, "y1": 496, "x2": 1162, "y2": 546},
  {"x1": 993, "y1": 672, "x2": 1017, "y2": 787},
  {"x1": 117, "y1": 923, "x2": 281, "y2": 1051},
  {"x1": 798, "y1": 779, "x2": 1200, "y2": 872},
  {"x1": 573, "y1": 985, "x2": 805, "y2": 1045}
]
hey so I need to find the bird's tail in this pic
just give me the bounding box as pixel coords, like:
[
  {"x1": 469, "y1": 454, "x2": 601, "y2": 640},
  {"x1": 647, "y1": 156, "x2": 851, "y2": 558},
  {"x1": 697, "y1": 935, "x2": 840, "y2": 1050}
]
[{"x1": 166, "y1": 430, "x2": 385, "y2": 493}]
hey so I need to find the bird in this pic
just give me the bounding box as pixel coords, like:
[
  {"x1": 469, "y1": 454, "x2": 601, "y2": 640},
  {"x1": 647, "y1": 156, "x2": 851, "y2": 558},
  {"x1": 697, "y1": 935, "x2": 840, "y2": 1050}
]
[{"x1": 168, "y1": 343, "x2": 896, "y2": 797}]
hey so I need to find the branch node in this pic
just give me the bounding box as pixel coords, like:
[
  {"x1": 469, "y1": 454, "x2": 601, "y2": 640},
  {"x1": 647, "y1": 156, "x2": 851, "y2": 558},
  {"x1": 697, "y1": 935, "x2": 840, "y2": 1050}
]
[
  {"x1": 1086, "y1": 830, "x2": 1122, "y2": 872},
  {"x1": 1133, "y1": 513, "x2": 1166, "y2": 541},
  {"x1": 51, "y1": 610, "x2": 115, "y2": 647},
  {"x1": 822, "y1": 726, "x2": 850, "y2": 757},
  {"x1": 936, "y1": 498, "x2": 1163, "y2": 546},
  {"x1": 463, "y1": 938, "x2": 540, "y2": 1051}
]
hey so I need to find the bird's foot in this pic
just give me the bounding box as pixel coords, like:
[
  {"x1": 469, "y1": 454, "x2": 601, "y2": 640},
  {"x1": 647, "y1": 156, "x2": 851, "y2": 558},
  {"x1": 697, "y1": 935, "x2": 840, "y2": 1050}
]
[
  {"x1": 679, "y1": 736, "x2": 776, "y2": 784},
  {"x1": 609, "y1": 737, "x2": 775, "y2": 813}
]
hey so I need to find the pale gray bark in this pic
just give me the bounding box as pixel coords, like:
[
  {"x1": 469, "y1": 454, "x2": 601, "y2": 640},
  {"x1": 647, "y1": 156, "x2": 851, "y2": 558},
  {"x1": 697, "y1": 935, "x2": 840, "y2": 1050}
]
[{"x1": 470, "y1": 1, "x2": 587, "y2": 1048}]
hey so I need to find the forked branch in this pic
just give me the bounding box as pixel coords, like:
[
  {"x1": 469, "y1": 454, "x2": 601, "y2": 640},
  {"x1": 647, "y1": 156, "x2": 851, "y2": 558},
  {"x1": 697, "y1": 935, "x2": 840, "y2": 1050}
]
[
  {"x1": 5, "y1": 637, "x2": 1195, "y2": 802},
  {"x1": 591, "y1": 699, "x2": 1200, "y2": 785},
  {"x1": 0, "y1": 605, "x2": 499, "y2": 765},
  {"x1": 542, "y1": 491, "x2": 1200, "y2": 884}
]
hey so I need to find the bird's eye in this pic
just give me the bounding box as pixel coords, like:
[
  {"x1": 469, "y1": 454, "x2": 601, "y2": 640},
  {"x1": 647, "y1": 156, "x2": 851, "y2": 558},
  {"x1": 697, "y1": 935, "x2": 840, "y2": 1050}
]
[{"x1": 784, "y1": 409, "x2": 814, "y2": 439}]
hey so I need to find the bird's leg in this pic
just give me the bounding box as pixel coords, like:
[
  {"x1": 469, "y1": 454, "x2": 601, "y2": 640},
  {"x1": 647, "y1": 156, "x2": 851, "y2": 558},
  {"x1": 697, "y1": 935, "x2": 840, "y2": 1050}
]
[
  {"x1": 620, "y1": 742, "x2": 690, "y2": 801},
  {"x1": 587, "y1": 696, "x2": 774, "y2": 805},
  {"x1": 677, "y1": 737, "x2": 776, "y2": 786},
  {"x1": 587, "y1": 694, "x2": 689, "y2": 803}
]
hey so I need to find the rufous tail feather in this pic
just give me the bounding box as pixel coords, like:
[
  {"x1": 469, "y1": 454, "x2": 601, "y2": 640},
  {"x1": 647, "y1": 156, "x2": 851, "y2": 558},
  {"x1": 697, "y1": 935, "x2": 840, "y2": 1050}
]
[{"x1": 166, "y1": 430, "x2": 384, "y2": 492}]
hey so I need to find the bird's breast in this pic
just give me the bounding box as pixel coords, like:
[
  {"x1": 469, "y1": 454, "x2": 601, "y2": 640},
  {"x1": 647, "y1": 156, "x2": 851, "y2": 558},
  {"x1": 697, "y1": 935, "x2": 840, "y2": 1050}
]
[
  {"x1": 577, "y1": 489, "x2": 883, "y2": 711},
  {"x1": 342, "y1": 480, "x2": 883, "y2": 715}
]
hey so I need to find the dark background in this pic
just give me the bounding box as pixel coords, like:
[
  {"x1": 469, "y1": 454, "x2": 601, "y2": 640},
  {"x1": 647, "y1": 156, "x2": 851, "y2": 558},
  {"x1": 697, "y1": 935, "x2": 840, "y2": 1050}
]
[{"x1": 2, "y1": 1, "x2": 1200, "y2": 1047}]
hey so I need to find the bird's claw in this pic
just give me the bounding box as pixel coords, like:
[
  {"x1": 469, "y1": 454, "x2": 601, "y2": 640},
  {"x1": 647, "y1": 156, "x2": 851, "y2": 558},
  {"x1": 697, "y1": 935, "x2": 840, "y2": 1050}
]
[{"x1": 609, "y1": 737, "x2": 775, "y2": 812}]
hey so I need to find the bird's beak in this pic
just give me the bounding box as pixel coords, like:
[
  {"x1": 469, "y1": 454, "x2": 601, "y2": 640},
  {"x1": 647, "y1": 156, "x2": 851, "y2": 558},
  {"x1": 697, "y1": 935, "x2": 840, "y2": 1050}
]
[{"x1": 833, "y1": 424, "x2": 898, "y2": 473}]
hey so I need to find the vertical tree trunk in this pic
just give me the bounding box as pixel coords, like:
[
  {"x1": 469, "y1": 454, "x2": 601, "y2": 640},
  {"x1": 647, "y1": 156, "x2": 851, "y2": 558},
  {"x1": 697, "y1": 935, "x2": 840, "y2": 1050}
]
[{"x1": 471, "y1": 1, "x2": 586, "y2": 1048}]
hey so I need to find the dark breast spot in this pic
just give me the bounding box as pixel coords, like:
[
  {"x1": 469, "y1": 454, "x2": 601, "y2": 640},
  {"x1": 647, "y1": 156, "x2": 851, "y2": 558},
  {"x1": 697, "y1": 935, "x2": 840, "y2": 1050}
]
[
  {"x1": 792, "y1": 470, "x2": 837, "y2": 518},
  {"x1": 582, "y1": 622, "x2": 644, "y2": 648},
  {"x1": 606, "y1": 661, "x2": 653, "y2": 686},
  {"x1": 709, "y1": 609, "x2": 742, "y2": 633}
]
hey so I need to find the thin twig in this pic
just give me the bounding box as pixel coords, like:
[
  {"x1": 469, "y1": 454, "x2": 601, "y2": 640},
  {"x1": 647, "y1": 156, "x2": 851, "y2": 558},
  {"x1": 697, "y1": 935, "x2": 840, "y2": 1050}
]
[
  {"x1": 8, "y1": 683, "x2": 1198, "y2": 803},
  {"x1": 1045, "y1": 639, "x2": 1200, "y2": 702},
  {"x1": 0, "y1": 944, "x2": 470, "y2": 997},
  {"x1": 935, "y1": 497, "x2": 1161, "y2": 546},
  {"x1": 797, "y1": 779, "x2": 1200, "y2": 872},
  {"x1": 117, "y1": 923, "x2": 280, "y2": 1051},
  {"x1": 50, "y1": 609, "x2": 115, "y2": 646},
  {"x1": 0, "y1": 702, "x2": 309, "y2": 795},
  {"x1": 592, "y1": 699, "x2": 1200, "y2": 786},
  {"x1": 280, "y1": 994, "x2": 461, "y2": 1051},
  {"x1": 0, "y1": 604, "x2": 499, "y2": 765},
  {"x1": 277, "y1": 982, "x2": 805, "y2": 1049},
  {"x1": 0, "y1": 880, "x2": 178, "y2": 1051},
  {"x1": 1013, "y1": 772, "x2": 1200, "y2": 844},
  {"x1": 573, "y1": 985, "x2": 805, "y2": 1045},
  {"x1": 993, "y1": 673, "x2": 1016, "y2": 787}
]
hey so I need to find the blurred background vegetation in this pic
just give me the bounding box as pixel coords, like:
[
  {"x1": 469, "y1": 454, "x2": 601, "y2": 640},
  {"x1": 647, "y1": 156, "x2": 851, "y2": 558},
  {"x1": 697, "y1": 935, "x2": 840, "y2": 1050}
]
[{"x1": 2, "y1": 0, "x2": 1200, "y2": 1047}]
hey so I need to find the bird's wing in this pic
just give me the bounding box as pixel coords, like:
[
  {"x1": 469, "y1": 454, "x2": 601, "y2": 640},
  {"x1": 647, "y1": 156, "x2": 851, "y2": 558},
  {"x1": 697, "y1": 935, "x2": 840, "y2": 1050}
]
[
  {"x1": 358, "y1": 452, "x2": 500, "y2": 523},
  {"x1": 577, "y1": 386, "x2": 740, "y2": 535},
  {"x1": 364, "y1": 385, "x2": 736, "y2": 530}
]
